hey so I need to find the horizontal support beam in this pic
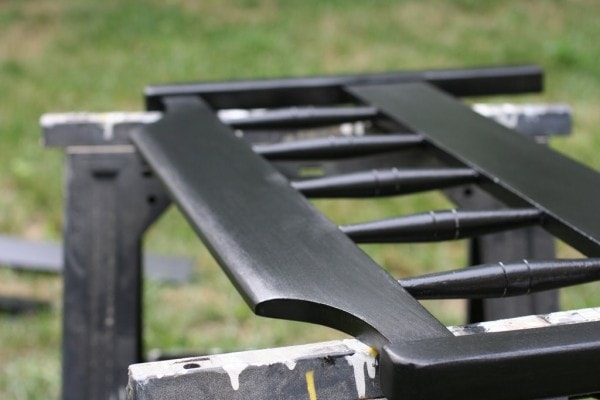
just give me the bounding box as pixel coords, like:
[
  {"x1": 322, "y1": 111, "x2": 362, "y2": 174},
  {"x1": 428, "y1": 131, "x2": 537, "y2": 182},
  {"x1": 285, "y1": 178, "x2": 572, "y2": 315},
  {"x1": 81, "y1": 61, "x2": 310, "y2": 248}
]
[
  {"x1": 449, "y1": 307, "x2": 600, "y2": 336},
  {"x1": 381, "y1": 321, "x2": 600, "y2": 400},
  {"x1": 128, "y1": 308, "x2": 600, "y2": 400},
  {"x1": 129, "y1": 339, "x2": 382, "y2": 400},
  {"x1": 41, "y1": 102, "x2": 569, "y2": 148},
  {"x1": 473, "y1": 103, "x2": 571, "y2": 138},
  {"x1": 144, "y1": 65, "x2": 543, "y2": 110},
  {"x1": 42, "y1": 112, "x2": 162, "y2": 147}
]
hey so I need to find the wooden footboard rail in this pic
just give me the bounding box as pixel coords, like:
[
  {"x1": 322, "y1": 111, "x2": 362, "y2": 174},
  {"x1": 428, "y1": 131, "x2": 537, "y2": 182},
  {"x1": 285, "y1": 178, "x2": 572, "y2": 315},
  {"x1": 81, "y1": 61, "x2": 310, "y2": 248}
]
[{"x1": 124, "y1": 67, "x2": 599, "y2": 399}]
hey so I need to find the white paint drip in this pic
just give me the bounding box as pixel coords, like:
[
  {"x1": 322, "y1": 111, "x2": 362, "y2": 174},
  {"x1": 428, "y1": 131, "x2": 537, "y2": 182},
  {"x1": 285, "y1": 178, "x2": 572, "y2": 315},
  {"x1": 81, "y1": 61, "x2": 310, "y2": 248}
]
[
  {"x1": 103, "y1": 117, "x2": 114, "y2": 140},
  {"x1": 204, "y1": 340, "x2": 349, "y2": 391},
  {"x1": 284, "y1": 360, "x2": 297, "y2": 370},
  {"x1": 343, "y1": 340, "x2": 377, "y2": 398},
  {"x1": 220, "y1": 362, "x2": 247, "y2": 391},
  {"x1": 209, "y1": 354, "x2": 249, "y2": 391}
]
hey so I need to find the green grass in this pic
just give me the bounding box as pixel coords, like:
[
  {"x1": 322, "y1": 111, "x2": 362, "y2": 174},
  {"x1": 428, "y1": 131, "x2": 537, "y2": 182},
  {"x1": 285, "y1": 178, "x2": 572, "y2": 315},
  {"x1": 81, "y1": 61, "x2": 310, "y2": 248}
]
[{"x1": 1, "y1": 1, "x2": 600, "y2": 398}]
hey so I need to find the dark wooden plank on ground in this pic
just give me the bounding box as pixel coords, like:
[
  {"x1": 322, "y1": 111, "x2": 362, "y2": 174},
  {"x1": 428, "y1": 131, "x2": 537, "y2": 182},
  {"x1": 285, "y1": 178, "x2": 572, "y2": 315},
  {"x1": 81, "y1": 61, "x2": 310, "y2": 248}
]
[{"x1": 0, "y1": 235, "x2": 192, "y2": 283}]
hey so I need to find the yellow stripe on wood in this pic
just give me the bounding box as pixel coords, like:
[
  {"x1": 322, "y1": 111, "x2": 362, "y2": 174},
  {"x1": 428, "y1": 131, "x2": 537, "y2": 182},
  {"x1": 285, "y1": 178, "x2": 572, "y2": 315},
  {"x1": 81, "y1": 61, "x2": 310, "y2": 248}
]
[{"x1": 305, "y1": 370, "x2": 317, "y2": 400}]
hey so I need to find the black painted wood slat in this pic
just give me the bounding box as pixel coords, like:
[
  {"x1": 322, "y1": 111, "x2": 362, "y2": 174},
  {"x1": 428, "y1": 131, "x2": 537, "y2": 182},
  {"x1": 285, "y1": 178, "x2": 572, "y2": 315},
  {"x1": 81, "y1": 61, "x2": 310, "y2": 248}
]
[
  {"x1": 131, "y1": 96, "x2": 451, "y2": 349},
  {"x1": 145, "y1": 65, "x2": 543, "y2": 110}
]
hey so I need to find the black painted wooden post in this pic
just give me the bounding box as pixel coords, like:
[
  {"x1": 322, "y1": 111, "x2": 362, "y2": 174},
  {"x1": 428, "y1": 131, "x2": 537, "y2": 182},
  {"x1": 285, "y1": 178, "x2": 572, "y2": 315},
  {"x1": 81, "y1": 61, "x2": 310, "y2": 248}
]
[
  {"x1": 44, "y1": 114, "x2": 170, "y2": 400},
  {"x1": 62, "y1": 148, "x2": 169, "y2": 400}
]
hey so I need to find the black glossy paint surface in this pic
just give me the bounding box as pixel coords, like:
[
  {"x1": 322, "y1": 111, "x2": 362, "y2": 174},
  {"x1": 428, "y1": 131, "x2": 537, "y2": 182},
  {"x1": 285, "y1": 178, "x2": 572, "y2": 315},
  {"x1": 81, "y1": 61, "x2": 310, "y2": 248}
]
[
  {"x1": 350, "y1": 83, "x2": 600, "y2": 256},
  {"x1": 292, "y1": 168, "x2": 478, "y2": 198},
  {"x1": 342, "y1": 208, "x2": 541, "y2": 243},
  {"x1": 131, "y1": 97, "x2": 450, "y2": 349},
  {"x1": 145, "y1": 65, "x2": 542, "y2": 110},
  {"x1": 401, "y1": 258, "x2": 600, "y2": 299},
  {"x1": 381, "y1": 322, "x2": 600, "y2": 399},
  {"x1": 254, "y1": 134, "x2": 424, "y2": 160}
]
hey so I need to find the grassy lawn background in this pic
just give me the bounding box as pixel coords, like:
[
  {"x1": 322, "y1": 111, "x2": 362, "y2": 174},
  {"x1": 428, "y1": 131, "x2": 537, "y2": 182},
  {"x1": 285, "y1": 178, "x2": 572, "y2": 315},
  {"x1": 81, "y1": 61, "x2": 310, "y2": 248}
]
[{"x1": 1, "y1": 1, "x2": 599, "y2": 398}]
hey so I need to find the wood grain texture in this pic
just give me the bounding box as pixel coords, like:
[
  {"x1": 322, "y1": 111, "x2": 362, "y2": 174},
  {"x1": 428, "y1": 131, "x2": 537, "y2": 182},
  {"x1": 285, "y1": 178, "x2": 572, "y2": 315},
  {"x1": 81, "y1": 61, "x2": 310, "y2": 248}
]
[{"x1": 131, "y1": 97, "x2": 450, "y2": 349}]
